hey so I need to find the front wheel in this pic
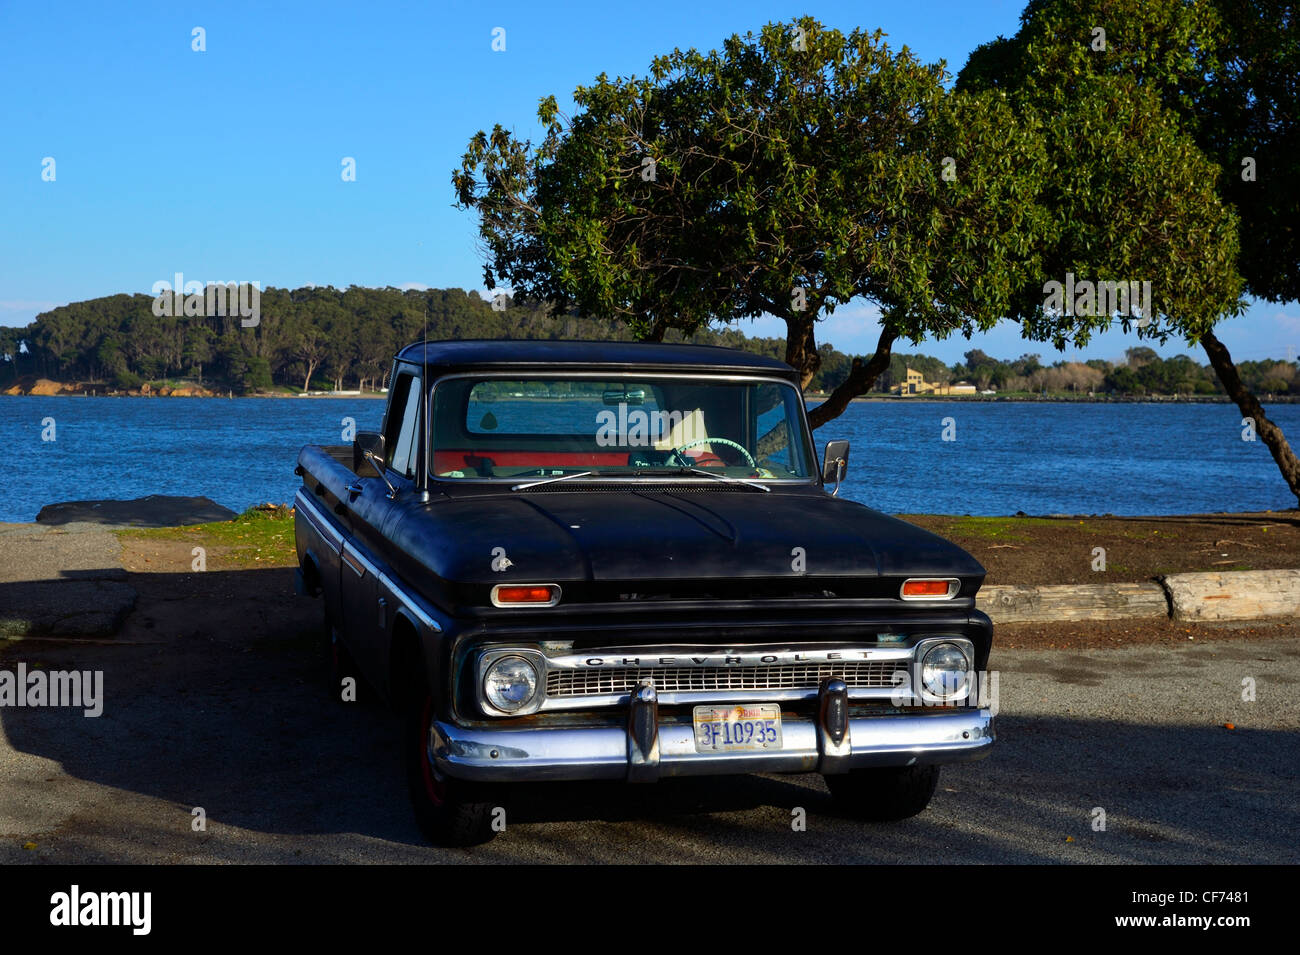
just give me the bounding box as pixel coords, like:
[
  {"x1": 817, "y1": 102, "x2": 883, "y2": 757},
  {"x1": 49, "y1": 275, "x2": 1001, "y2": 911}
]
[
  {"x1": 824, "y1": 764, "x2": 940, "y2": 821},
  {"x1": 405, "y1": 689, "x2": 502, "y2": 847}
]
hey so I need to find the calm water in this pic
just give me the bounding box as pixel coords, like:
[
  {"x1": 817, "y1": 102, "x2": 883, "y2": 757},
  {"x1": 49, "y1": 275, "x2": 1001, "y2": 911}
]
[{"x1": 1, "y1": 396, "x2": 1296, "y2": 522}]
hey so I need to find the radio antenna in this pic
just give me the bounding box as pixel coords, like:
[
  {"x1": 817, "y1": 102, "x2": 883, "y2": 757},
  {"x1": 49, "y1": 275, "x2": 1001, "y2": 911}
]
[{"x1": 422, "y1": 302, "x2": 429, "y2": 494}]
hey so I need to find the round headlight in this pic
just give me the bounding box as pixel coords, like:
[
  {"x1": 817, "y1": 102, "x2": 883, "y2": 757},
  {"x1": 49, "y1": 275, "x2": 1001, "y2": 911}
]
[
  {"x1": 483, "y1": 656, "x2": 539, "y2": 712},
  {"x1": 921, "y1": 643, "x2": 970, "y2": 699}
]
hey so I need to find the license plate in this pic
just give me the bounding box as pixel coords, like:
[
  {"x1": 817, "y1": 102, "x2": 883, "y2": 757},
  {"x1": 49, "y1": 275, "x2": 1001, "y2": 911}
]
[{"x1": 692, "y1": 703, "x2": 783, "y2": 752}]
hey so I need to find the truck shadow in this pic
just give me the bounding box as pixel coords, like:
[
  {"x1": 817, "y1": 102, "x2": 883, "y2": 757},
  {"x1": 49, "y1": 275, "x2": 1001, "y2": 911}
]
[{"x1": 1, "y1": 565, "x2": 1296, "y2": 863}]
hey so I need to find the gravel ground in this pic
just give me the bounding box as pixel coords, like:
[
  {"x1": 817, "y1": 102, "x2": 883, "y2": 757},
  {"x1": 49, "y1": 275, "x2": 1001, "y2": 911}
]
[{"x1": 1, "y1": 564, "x2": 1295, "y2": 864}]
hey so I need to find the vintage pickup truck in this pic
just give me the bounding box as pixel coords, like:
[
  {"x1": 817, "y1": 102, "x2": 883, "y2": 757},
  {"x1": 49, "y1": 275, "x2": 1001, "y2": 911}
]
[{"x1": 294, "y1": 340, "x2": 994, "y2": 846}]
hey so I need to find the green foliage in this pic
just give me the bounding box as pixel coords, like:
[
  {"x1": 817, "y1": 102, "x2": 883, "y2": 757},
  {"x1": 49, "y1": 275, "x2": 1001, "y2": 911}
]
[
  {"x1": 938, "y1": 349, "x2": 1297, "y2": 397},
  {"x1": 962, "y1": 0, "x2": 1299, "y2": 304},
  {"x1": 455, "y1": 17, "x2": 1044, "y2": 389},
  {"x1": 956, "y1": 0, "x2": 1299, "y2": 505},
  {"x1": 957, "y1": 0, "x2": 1259, "y2": 349},
  {"x1": 113, "y1": 369, "x2": 142, "y2": 391},
  {"x1": 8, "y1": 285, "x2": 853, "y2": 392}
]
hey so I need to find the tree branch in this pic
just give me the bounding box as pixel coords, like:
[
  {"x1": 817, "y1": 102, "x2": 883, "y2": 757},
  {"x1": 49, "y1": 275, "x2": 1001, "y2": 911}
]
[
  {"x1": 1200, "y1": 329, "x2": 1300, "y2": 505},
  {"x1": 806, "y1": 324, "x2": 899, "y2": 430}
]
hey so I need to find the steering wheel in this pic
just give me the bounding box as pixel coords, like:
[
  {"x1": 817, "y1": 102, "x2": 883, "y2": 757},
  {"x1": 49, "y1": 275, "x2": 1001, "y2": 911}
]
[{"x1": 671, "y1": 437, "x2": 757, "y2": 469}]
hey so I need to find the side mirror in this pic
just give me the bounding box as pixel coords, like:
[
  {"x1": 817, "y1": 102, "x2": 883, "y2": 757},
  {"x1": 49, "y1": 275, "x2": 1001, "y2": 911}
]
[
  {"x1": 821, "y1": 440, "x2": 850, "y2": 494},
  {"x1": 354, "y1": 431, "x2": 385, "y2": 476}
]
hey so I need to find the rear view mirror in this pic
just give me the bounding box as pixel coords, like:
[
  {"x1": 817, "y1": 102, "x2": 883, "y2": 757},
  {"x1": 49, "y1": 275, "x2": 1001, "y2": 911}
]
[
  {"x1": 603, "y1": 387, "x2": 646, "y2": 405},
  {"x1": 821, "y1": 440, "x2": 850, "y2": 493},
  {"x1": 354, "y1": 431, "x2": 385, "y2": 476}
]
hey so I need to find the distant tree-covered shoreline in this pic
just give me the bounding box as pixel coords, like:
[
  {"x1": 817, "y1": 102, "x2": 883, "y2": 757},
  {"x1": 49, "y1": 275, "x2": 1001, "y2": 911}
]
[
  {"x1": 0, "y1": 285, "x2": 1293, "y2": 399},
  {"x1": 0, "y1": 286, "x2": 826, "y2": 394}
]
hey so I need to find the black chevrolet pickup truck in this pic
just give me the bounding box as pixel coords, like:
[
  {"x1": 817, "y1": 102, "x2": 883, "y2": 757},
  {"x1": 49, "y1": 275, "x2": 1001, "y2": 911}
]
[{"x1": 294, "y1": 339, "x2": 994, "y2": 845}]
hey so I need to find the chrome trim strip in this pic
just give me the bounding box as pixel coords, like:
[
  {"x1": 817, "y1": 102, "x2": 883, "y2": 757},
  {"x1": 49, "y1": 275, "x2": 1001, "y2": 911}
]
[
  {"x1": 295, "y1": 489, "x2": 343, "y2": 551},
  {"x1": 377, "y1": 572, "x2": 443, "y2": 633},
  {"x1": 471, "y1": 639, "x2": 976, "y2": 712},
  {"x1": 537, "y1": 685, "x2": 909, "y2": 710},
  {"x1": 543, "y1": 644, "x2": 916, "y2": 669},
  {"x1": 432, "y1": 709, "x2": 993, "y2": 782},
  {"x1": 300, "y1": 451, "x2": 445, "y2": 635},
  {"x1": 474, "y1": 642, "x2": 926, "y2": 713},
  {"x1": 341, "y1": 540, "x2": 379, "y2": 579},
  {"x1": 339, "y1": 535, "x2": 445, "y2": 634}
]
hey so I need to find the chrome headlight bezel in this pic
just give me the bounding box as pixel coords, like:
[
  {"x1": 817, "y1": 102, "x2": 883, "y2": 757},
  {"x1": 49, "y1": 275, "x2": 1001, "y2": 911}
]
[
  {"x1": 914, "y1": 637, "x2": 975, "y2": 703},
  {"x1": 476, "y1": 647, "x2": 546, "y2": 717}
]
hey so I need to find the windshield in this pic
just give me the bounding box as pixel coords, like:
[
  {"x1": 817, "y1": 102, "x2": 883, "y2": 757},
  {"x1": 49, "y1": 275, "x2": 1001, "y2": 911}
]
[{"x1": 429, "y1": 375, "x2": 815, "y2": 482}]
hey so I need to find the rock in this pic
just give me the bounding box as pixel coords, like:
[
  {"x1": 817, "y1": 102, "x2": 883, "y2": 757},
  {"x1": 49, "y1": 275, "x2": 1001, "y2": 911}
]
[
  {"x1": 27, "y1": 378, "x2": 64, "y2": 396},
  {"x1": 1161, "y1": 569, "x2": 1300, "y2": 622},
  {"x1": 35, "y1": 495, "x2": 238, "y2": 528}
]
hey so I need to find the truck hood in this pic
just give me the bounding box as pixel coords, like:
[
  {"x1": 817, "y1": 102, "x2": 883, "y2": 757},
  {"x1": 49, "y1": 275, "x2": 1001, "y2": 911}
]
[{"x1": 387, "y1": 487, "x2": 984, "y2": 595}]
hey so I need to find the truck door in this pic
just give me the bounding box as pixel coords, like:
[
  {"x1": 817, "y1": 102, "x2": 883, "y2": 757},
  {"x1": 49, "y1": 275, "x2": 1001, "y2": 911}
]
[{"x1": 339, "y1": 365, "x2": 422, "y2": 688}]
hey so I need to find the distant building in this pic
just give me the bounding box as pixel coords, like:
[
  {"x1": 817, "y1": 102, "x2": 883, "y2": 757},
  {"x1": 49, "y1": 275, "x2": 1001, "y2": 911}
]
[{"x1": 890, "y1": 367, "x2": 976, "y2": 396}]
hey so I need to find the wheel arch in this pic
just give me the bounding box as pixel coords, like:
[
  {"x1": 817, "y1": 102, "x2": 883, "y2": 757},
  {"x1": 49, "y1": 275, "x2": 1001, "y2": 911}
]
[{"x1": 389, "y1": 610, "x2": 428, "y2": 716}]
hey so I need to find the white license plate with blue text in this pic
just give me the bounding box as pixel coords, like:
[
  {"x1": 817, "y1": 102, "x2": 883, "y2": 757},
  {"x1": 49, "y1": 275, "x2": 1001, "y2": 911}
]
[{"x1": 692, "y1": 703, "x2": 783, "y2": 752}]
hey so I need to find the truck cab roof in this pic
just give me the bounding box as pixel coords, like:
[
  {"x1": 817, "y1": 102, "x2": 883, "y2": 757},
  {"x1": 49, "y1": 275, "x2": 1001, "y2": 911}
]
[{"x1": 394, "y1": 339, "x2": 800, "y2": 380}]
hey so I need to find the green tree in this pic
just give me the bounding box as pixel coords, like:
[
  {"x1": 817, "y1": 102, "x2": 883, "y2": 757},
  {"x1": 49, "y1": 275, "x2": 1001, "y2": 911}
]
[
  {"x1": 454, "y1": 17, "x2": 1047, "y2": 429},
  {"x1": 959, "y1": 0, "x2": 1299, "y2": 502}
]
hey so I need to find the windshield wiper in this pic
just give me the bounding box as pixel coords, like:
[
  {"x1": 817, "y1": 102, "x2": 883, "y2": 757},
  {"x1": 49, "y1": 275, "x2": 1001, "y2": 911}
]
[
  {"x1": 684, "y1": 466, "x2": 770, "y2": 492},
  {"x1": 634, "y1": 465, "x2": 770, "y2": 492},
  {"x1": 511, "y1": 470, "x2": 599, "y2": 491}
]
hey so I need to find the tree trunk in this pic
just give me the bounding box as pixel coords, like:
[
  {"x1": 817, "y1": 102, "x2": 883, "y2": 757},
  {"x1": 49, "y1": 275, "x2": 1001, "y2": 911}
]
[
  {"x1": 807, "y1": 326, "x2": 899, "y2": 430},
  {"x1": 303, "y1": 359, "x2": 318, "y2": 393},
  {"x1": 783, "y1": 315, "x2": 821, "y2": 390},
  {"x1": 1201, "y1": 329, "x2": 1300, "y2": 505}
]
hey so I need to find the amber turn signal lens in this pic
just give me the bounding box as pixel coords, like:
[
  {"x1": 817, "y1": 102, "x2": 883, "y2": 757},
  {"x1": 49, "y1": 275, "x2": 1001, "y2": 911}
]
[
  {"x1": 901, "y1": 579, "x2": 954, "y2": 598},
  {"x1": 493, "y1": 585, "x2": 559, "y2": 605}
]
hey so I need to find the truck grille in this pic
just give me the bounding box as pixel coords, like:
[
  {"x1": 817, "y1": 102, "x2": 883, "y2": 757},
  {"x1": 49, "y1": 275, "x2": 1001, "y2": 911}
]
[{"x1": 546, "y1": 661, "x2": 907, "y2": 698}]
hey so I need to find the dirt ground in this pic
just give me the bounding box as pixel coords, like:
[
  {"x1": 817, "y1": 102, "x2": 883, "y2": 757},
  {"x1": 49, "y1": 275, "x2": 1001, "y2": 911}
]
[
  {"x1": 902, "y1": 511, "x2": 1300, "y2": 586},
  {"x1": 111, "y1": 513, "x2": 1300, "y2": 653}
]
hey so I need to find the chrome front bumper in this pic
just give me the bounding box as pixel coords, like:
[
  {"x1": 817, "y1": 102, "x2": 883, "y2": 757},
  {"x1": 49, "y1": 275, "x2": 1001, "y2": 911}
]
[{"x1": 432, "y1": 682, "x2": 993, "y2": 783}]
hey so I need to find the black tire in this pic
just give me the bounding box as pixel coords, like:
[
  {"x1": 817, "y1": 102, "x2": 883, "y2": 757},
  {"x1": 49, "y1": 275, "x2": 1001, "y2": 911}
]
[
  {"x1": 824, "y1": 764, "x2": 941, "y2": 821},
  {"x1": 405, "y1": 686, "x2": 501, "y2": 847},
  {"x1": 328, "y1": 624, "x2": 369, "y2": 705}
]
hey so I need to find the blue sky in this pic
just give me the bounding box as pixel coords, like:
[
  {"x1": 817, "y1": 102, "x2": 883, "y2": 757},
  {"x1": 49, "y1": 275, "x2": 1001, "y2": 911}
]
[{"x1": 1, "y1": 0, "x2": 1295, "y2": 366}]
